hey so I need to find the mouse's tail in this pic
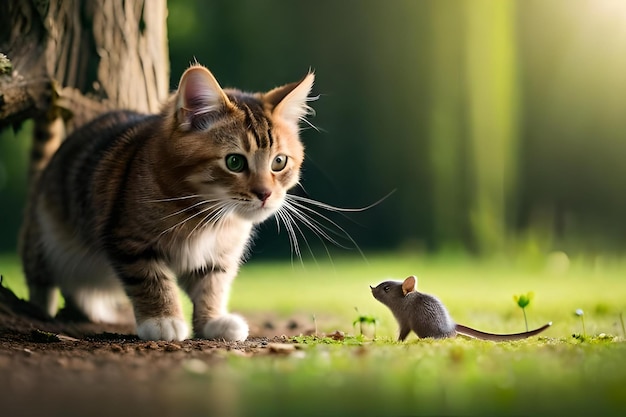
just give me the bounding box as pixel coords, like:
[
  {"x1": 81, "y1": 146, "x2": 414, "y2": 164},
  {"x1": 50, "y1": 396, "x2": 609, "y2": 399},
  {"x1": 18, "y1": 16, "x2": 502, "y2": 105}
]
[{"x1": 455, "y1": 322, "x2": 552, "y2": 341}]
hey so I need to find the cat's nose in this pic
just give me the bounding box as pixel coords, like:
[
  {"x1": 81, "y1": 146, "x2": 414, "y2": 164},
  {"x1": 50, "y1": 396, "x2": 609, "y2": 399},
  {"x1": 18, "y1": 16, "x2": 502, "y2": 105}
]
[{"x1": 253, "y1": 188, "x2": 272, "y2": 202}]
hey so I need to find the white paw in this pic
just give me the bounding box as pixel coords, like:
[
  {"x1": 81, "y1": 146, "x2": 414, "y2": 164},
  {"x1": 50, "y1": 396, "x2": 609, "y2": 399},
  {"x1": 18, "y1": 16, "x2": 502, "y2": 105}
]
[
  {"x1": 137, "y1": 317, "x2": 190, "y2": 341},
  {"x1": 202, "y1": 314, "x2": 249, "y2": 341}
]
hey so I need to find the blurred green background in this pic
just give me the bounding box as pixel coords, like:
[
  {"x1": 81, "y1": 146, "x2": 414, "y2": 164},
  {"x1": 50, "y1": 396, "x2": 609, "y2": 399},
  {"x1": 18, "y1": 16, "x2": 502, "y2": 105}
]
[{"x1": 2, "y1": 0, "x2": 626, "y2": 259}]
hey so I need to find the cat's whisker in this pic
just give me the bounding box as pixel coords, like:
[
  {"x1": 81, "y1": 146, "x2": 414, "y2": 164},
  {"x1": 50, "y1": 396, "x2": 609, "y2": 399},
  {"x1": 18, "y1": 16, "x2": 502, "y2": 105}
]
[
  {"x1": 187, "y1": 205, "x2": 224, "y2": 239},
  {"x1": 159, "y1": 203, "x2": 217, "y2": 237},
  {"x1": 160, "y1": 211, "x2": 202, "y2": 237},
  {"x1": 275, "y1": 208, "x2": 307, "y2": 265},
  {"x1": 285, "y1": 200, "x2": 353, "y2": 244},
  {"x1": 283, "y1": 202, "x2": 351, "y2": 253},
  {"x1": 273, "y1": 213, "x2": 282, "y2": 235},
  {"x1": 143, "y1": 194, "x2": 204, "y2": 203},
  {"x1": 274, "y1": 210, "x2": 297, "y2": 262},
  {"x1": 273, "y1": 200, "x2": 340, "y2": 266},
  {"x1": 196, "y1": 203, "x2": 237, "y2": 265},
  {"x1": 217, "y1": 202, "x2": 241, "y2": 229},
  {"x1": 280, "y1": 209, "x2": 302, "y2": 262},
  {"x1": 285, "y1": 206, "x2": 334, "y2": 265},
  {"x1": 286, "y1": 189, "x2": 395, "y2": 213},
  {"x1": 284, "y1": 199, "x2": 364, "y2": 257},
  {"x1": 159, "y1": 197, "x2": 239, "y2": 237},
  {"x1": 159, "y1": 199, "x2": 221, "y2": 221},
  {"x1": 282, "y1": 207, "x2": 319, "y2": 265},
  {"x1": 198, "y1": 202, "x2": 237, "y2": 231},
  {"x1": 211, "y1": 204, "x2": 236, "y2": 231},
  {"x1": 275, "y1": 191, "x2": 396, "y2": 262}
]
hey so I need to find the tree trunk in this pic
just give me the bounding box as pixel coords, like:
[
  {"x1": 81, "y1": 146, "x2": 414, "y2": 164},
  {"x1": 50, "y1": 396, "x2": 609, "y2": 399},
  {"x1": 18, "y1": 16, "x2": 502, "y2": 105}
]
[
  {"x1": 463, "y1": 0, "x2": 519, "y2": 254},
  {"x1": 0, "y1": 0, "x2": 169, "y2": 322},
  {"x1": 428, "y1": 1, "x2": 470, "y2": 250},
  {"x1": 0, "y1": 0, "x2": 169, "y2": 178}
]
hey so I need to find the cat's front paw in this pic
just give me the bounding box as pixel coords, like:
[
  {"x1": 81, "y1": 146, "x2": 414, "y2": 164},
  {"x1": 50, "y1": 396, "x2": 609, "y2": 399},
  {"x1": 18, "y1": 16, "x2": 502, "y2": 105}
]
[
  {"x1": 137, "y1": 317, "x2": 190, "y2": 341},
  {"x1": 201, "y1": 314, "x2": 249, "y2": 341}
]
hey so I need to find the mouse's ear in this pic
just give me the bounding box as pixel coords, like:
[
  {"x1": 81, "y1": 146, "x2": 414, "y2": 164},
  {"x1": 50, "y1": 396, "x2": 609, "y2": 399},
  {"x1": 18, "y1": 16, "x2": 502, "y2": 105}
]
[{"x1": 402, "y1": 276, "x2": 417, "y2": 295}]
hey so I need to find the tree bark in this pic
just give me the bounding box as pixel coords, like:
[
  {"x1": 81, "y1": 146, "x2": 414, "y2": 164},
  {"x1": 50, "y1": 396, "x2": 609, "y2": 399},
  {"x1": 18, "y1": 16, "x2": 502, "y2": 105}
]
[{"x1": 0, "y1": 0, "x2": 169, "y2": 176}]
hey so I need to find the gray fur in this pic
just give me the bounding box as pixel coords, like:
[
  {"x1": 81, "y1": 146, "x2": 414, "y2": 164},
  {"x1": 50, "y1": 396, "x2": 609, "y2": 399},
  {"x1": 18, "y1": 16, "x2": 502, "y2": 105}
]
[
  {"x1": 371, "y1": 279, "x2": 455, "y2": 340},
  {"x1": 371, "y1": 277, "x2": 552, "y2": 341}
]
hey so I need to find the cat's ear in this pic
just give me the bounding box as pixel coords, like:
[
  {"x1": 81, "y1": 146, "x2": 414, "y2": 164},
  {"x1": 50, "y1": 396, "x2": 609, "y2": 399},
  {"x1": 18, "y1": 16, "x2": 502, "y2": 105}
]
[
  {"x1": 175, "y1": 65, "x2": 230, "y2": 129},
  {"x1": 265, "y1": 72, "x2": 315, "y2": 127},
  {"x1": 402, "y1": 276, "x2": 417, "y2": 296}
]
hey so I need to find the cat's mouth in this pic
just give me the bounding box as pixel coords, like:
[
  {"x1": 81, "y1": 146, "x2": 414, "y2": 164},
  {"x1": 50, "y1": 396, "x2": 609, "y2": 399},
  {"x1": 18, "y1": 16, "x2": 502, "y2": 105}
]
[
  {"x1": 233, "y1": 198, "x2": 281, "y2": 222},
  {"x1": 233, "y1": 197, "x2": 276, "y2": 209}
]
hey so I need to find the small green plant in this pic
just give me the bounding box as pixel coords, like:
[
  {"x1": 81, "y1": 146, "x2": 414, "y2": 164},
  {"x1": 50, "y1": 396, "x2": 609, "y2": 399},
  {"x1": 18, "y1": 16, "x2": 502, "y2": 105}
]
[
  {"x1": 30, "y1": 329, "x2": 61, "y2": 343},
  {"x1": 575, "y1": 308, "x2": 586, "y2": 337},
  {"x1": 513, "y1": 292, "x2": 534, "y2": 332},
  {"x1": 353, "y1": 307, "x2": 378, "y2": 338},
  {"x1": 312, "y1": 313, "x2": 318, "y2": 336}
]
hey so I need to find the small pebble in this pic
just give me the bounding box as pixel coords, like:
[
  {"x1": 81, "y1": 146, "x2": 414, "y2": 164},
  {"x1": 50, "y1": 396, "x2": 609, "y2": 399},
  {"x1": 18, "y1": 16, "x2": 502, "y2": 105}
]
[
  {"x1": 165, "y1": 343, "x2": 182, "y2": 352},
  {"x1": 110, "y1": 344, "x2": 124, "y2": 353}
]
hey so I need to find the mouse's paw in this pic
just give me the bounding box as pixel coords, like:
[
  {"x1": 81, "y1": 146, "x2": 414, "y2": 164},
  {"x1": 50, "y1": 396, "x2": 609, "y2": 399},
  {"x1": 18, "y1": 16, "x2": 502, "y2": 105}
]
[
  {"x1": 137, "y1": 316, "x2": 190, "y2": 341},
  {"x1": 201, "y1": 314, "x2": 249, "y2": 341}
]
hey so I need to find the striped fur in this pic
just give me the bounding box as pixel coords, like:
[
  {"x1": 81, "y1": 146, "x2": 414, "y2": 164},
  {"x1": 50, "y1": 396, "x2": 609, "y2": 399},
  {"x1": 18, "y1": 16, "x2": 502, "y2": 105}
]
[{"x1": 20, "y1": 65, "x2": 315, "y2": 341}]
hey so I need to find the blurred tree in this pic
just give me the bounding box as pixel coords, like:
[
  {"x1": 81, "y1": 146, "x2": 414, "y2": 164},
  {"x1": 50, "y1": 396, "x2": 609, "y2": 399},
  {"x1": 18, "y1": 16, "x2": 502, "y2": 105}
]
[
  {"x1": 427, "y1": 1, "x2": 469, "y2": 251},
  {"x1": 463, "y1": 0, "x2": 519, "y2": 254},
  {"x1": 517, "y1": 0, "x2": 626, "y2": 253},
  {"x1": 2, "y1": 0, "x2": 626, "y2": 256}
]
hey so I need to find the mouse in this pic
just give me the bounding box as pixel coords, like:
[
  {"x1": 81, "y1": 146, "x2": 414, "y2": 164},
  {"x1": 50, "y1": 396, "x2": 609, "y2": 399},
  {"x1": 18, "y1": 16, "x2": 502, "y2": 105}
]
[{"x1": 370, "y1": 275, "x2": 552, "y2": 341}]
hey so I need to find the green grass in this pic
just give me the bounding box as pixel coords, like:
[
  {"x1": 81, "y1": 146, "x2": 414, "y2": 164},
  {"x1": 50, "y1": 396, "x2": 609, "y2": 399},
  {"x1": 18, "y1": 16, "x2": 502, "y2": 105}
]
[
  {"x1": 178, "y1": 336, "x2": 625, "y2": 417},
  {"x1": 2, "y1": 252, "x2": 626, "y2": 416},
  {"x1": 230, "y1": 253, "x2": 626, "y2": 339}
]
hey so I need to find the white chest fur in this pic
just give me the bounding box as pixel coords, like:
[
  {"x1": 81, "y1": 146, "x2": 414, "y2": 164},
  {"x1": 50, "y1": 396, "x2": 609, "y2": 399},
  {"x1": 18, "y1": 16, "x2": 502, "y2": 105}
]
[{"x1": 168, "y1": 219, "x2": 254, "y2": 275}]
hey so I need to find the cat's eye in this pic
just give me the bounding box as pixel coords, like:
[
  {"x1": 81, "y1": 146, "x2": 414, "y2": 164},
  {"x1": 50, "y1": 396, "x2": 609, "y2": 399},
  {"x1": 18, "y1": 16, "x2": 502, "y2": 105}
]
[
  {"x1": 383, "y1": 286, "x2": 390, "y2": 293},
  {"x1": 225, "y1": 154, "x2": 247, "y2": 173},
  {"x1": 271, "y1": 154, "x2": 288, "y2": 172}
]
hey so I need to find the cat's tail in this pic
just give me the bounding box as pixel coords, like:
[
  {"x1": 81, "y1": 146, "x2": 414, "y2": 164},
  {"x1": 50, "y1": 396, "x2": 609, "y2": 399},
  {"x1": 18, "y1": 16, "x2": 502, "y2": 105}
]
[{"x1": 455, "y1": 322, "x2": 552, "y2": 341}]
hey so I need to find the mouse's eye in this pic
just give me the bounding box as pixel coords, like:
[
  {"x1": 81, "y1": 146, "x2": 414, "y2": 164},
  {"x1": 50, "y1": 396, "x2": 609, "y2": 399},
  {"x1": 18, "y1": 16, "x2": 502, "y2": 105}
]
[{"x1": 383, "y1": 286, "x2": 390, "y2": 293}]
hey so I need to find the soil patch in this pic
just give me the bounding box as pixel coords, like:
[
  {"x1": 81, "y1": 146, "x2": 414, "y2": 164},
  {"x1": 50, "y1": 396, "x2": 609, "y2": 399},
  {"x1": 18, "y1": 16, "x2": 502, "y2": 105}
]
[{"x1": 0, "y1": 282, "x2": 319, "y2": 416}]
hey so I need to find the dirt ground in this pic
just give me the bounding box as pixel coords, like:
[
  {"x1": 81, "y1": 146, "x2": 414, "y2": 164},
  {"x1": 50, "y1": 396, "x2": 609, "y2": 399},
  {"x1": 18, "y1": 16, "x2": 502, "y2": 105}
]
[{"x1": 0, "y1": 282, "x2": 318, "y2": 417}]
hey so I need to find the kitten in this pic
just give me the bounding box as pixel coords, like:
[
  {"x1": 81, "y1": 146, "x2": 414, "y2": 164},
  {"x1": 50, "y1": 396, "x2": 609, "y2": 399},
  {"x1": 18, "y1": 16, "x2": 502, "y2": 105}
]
[{"x1": 19, "y1": 64, "x2": 315, "y2": 341}]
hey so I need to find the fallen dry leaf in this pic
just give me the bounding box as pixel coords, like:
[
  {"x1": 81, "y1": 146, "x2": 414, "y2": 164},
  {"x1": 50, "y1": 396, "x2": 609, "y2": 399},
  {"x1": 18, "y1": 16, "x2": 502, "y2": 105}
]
[
  {"x1": 327, "y1": 330, "x2": 345, "y2": 341},
  {"x1": 267, "y1": 342, "x2": 297, "y2": 354}
]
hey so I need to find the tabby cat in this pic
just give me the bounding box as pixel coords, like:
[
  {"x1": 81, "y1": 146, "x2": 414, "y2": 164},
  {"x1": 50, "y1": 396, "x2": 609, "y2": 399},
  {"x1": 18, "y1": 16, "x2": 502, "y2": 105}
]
[{"x1": 20, "y1": 64, "x2": 315, "y2": 341}]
